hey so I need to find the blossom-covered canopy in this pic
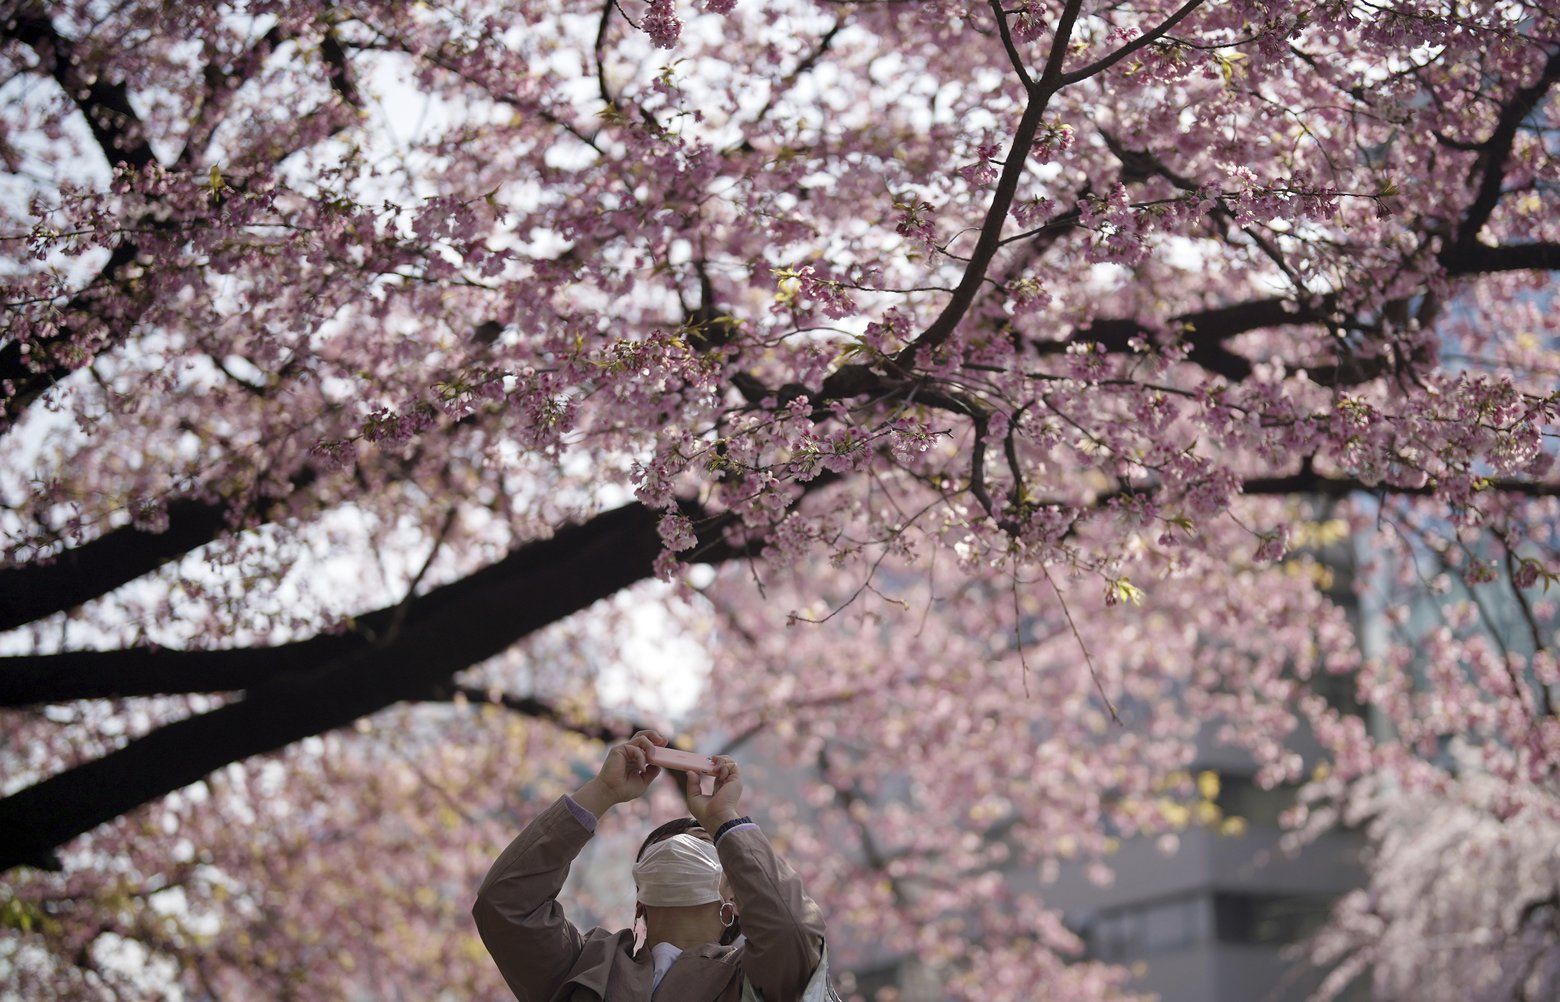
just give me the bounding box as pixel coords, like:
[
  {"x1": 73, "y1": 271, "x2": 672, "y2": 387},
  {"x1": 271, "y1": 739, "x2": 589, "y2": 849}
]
[{"x1": 2, "y1": 1, "x2": 1557, "y2": 998}]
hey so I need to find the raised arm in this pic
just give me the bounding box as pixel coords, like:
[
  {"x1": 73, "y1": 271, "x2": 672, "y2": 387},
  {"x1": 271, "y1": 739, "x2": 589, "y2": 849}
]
[
  {"x1": 680, "y1": 757, "x2": 828, "y2": 1001},
  {"x1": 472, "y1": 730, "x2": 669, "y2": 1001}
]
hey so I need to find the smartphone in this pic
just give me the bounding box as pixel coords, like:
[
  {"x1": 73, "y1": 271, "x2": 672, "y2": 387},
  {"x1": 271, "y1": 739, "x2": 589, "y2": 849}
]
[{"x1": 646, "y1": 746, "x2": 719, "y2": 775}]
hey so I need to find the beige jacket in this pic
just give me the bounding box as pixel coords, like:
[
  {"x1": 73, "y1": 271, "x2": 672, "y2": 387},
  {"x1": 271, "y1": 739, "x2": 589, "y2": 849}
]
[{"x1": 473, "y1": 796, "x2": 827, "y2": 1001}]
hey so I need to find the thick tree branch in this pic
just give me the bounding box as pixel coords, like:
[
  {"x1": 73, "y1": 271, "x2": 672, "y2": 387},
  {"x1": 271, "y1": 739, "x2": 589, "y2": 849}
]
[
  {"x1": 1085, "y1": 469, "x2": 1560, "y2": 533},
  {"x1": 777, "y1": 295, "x2": 1327, "y2": 415},
  {"x1": 2, "y1": 6, "x2": 159, "y2": 171},
  {"x1": 0, "y1": 497, "x2": 757, "y2": 871},
  {"x1": 1237, "y1": 471, "x2": 1560, "y2": 500},
  {"x1": 0, "y1": 471, "x2": 317, "y2": 634},
  {"x1": 0, "y1": 462, "x2": 852, "y2": 869},
  {"x1": 0, "y1": 640, "x2": 356, "y2": 707},
  {"x1": 1443, "y1": 47, "x2": 1560, "y2": 262},
  {"x1": 1035, "y1": 295, "x2": 1326, "y2": 379},
  {"x1": 0, "y1": 491, "x2": 750, "y2": 706},
  {"x1": 318, "y1": 20, "x2": 360, "y2": 108},
  {"x1": 1443, "y1": 241, "x2": 1560, "y2": 275}
]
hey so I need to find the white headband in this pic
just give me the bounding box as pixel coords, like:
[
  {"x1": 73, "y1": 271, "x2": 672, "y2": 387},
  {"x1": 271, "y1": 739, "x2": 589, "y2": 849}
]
[{"x1": 632, "y1": 833, "x2": 724, "y2": 907}]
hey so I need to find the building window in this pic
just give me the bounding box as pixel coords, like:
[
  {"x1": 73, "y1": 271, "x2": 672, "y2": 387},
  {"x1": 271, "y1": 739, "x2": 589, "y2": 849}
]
[
  {"x1": 1214, "y1": 773, "x2": 1293, "y2": 829},
  {"x1": 1087, "y1": 894, "x2": 1211, "y2": 961},
  {"x1": 1212, "y1": 892, "x2": 1335, "y2": 945}
]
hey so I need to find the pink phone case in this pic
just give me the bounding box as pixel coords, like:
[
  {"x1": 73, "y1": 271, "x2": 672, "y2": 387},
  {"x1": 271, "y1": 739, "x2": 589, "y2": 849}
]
[{"x1": 646, "y1": 746, "x2": 718, "y2": 774}]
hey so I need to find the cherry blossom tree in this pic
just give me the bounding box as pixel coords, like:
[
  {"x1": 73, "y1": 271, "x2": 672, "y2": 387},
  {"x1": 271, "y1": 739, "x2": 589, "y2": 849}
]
[{"x1": 2, "y1": 0, "x2": 1557, "y2": 998}]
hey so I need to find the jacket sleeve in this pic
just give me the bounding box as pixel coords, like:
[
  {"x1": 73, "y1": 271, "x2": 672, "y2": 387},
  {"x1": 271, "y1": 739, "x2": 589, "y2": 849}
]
[
  {"x1": 471, "y1": 795, "x2": 597, "y2": 1002},
  {"x1": 717, "y1": 824, "x2": 827, "y2": 1002}
]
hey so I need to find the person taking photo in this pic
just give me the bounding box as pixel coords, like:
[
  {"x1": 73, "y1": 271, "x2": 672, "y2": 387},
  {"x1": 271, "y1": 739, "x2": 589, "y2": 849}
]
[{"x1": 473, "y1": 729, "x2": 832, "y2": 1001}]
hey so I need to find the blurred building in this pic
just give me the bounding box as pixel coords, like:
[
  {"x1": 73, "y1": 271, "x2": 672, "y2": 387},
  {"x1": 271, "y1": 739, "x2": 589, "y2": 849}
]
[
  {"x1": 1042, "y1": 504, "x2": 1372, "y2": 1002},
  {"x1": 1040, "y1": 748, "x2": 1367, "y2": 1002}
]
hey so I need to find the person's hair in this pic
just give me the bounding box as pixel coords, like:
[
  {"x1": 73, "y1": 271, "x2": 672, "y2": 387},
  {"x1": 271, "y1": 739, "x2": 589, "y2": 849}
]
[
  {"x1": 636, "y1": 817, "x2": 704, "y2": 860},
  {"x1": 635, "y1": 816, "x2": 743, "y2": 946}
]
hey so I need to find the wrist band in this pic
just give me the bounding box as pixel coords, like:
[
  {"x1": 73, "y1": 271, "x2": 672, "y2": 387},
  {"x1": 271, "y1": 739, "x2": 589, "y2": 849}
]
[{"x1": 713, "y1": 815, "x2": 754, "y2": 843}]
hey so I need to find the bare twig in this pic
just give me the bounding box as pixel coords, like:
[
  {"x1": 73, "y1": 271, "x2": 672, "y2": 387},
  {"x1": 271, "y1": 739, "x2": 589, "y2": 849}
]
[{"x1": 1038, "y1": 562, "x2": 1122, "y2": 723}]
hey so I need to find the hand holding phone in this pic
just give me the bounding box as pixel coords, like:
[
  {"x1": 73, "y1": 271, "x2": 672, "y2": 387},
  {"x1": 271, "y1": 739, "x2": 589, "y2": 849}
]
[{"x1": 645, "y1": 746, "x2": 719, "y2": 775}]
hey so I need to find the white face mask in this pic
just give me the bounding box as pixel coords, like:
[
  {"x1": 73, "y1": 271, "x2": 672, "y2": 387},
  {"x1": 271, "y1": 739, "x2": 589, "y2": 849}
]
[{"x1": 632, "y1": 833, "x2": 724, "y2": 907}]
